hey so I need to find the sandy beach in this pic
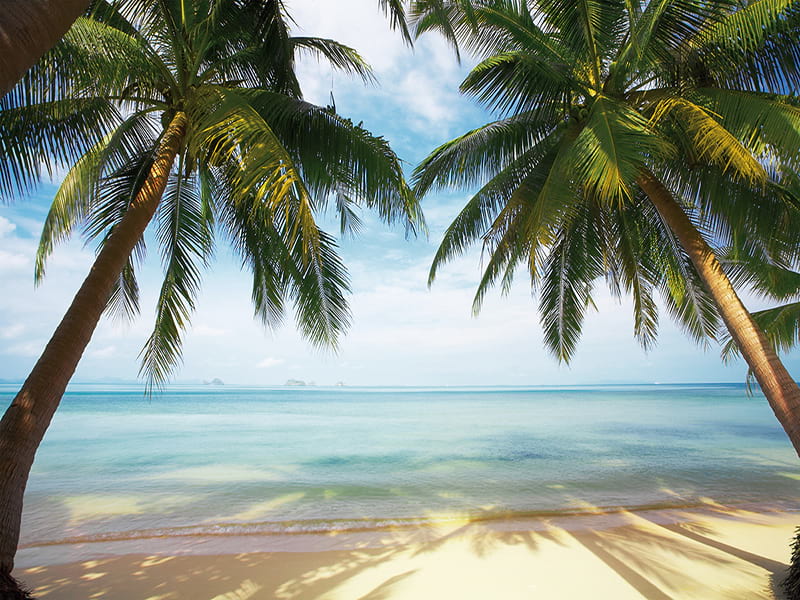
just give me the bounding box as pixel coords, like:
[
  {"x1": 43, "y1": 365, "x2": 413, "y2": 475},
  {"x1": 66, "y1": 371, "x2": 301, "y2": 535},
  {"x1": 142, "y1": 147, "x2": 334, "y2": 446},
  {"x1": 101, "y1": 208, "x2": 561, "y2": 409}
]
[{"x1": 14, "y1": 504, "x2": 797, "y2": 599}]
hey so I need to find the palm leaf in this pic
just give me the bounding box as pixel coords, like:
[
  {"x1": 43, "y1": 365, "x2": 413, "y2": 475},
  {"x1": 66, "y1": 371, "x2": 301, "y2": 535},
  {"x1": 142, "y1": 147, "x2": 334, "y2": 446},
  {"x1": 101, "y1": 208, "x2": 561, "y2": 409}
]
[
  {"x1": 139, "y1": 165, "x2": 213, "y2": 390},
  {"x1": 412, "y1": 111, "x2": 551, "y2": 196},
  {"x1": 291, "y1": 38, "x2": 375, "y2": 83},
  {"x1": 460, "y1": 51, "x2": 578, "y2": 116},
  {"x1": 571, "y1": 95, "x2": 672, "y2": 203},
  {"x1": 246, "y1": 91, "x2": 422, "y2": 232},
  {"x1": 722, "y1": 302, "x2": 800, "y2": 362},
  {"x1": 649, "y1": 96, "x2": 767, "y2": 185},
  {"x1": 378, "y1": 0, "x2": 413, "y2": 44},
  {"x1": 539, "y1": 199, "x2": 605, "y2": 362},
  {"x1": 692, "y1": 0, "x2": 800, "y2": 93}
]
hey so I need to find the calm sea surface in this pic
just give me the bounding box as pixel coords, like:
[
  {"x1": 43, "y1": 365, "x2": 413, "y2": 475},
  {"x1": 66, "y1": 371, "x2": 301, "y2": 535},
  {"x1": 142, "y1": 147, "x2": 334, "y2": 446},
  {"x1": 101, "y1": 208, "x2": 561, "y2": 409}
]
[{"x1": 3, "y1": 383, "x2": 799, "y2": 546}]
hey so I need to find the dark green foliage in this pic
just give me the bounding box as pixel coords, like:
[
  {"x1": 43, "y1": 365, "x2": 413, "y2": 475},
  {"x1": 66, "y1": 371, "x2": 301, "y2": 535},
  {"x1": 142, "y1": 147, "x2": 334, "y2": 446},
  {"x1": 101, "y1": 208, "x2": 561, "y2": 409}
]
[
  {"x1": 784, "y1": 526, "x2": 800, "y2": 600},
  {"x1": 0, "y1": 572, "x2": 33, "y2": 600}
]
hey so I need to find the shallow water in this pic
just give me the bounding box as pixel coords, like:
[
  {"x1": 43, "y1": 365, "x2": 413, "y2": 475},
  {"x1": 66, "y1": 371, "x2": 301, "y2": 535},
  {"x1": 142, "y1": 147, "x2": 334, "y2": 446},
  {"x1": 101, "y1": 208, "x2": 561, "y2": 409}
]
[{"x1": 4, "y1": 383, "x2": 799, "y2": 546}]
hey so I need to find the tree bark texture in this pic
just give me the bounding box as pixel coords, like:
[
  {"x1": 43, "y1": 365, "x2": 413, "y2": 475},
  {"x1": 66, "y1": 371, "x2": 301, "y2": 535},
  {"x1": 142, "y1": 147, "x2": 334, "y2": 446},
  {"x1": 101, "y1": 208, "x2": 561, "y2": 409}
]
[
  {"x1": 0, "y1": 0, "x2": 92, "y2": 98},
  {"x1": 0, "y1": 113, "x2": 187, "y2": 594},
  {"x1": 638, "y1": 172, "x2": 800, "y2": 456}
]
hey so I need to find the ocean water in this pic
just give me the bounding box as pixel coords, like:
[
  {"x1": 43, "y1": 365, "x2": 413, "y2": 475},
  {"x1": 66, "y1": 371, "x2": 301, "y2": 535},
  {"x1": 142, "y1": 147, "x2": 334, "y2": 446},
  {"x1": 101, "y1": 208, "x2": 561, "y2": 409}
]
[{"x1": 3, "y1": 383, "x2": 800, "y2": 548}]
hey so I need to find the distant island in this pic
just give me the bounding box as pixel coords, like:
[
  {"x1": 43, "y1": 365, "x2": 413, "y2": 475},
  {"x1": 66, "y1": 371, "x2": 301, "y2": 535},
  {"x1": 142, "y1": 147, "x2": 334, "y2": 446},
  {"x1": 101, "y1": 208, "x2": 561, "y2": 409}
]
[
  {"x1": 285, "y1": 379, "x2": 306, "y2": 386},
  {"x1": 202, "y1": 378, "x2": 224, "y2": 386}
]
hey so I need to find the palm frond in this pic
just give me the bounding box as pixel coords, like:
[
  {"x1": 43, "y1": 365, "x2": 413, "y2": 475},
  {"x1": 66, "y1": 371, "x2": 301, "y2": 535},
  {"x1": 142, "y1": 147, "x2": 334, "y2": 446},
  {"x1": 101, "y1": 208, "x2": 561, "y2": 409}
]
[
  {"x1": 537, "y1": 0, "x2": 628, "y2": 85},
  {"x1": 192, "y1": 89, "x2": 320, "y2": 258},
  {"x1": 412, "y1": 111, "x2": 551, "y2": 196},
  {"x1": 539, "y1": 199, "x2": 605, "y2": 362},
  {"x1": 35, "y1": 111, "x2": 159, "y2": 279},
  {"x1": 690, "y1": 89, "x2": 800, "y2": 167},
  {"x1": 612, "y1": 0, "x2": 732, "y2": 89},
  {"x1": 606, "y1": 198, "x2": 660, "y2": 349},
  {"x1": 139, "y1": 166, "x2": 213, "y2": 391},
  {"x1": 219, "y1": 176, "x2": 352, "y2": 349},
  {"x1": 722, "y1": 245, "x2": 800, "y2": 302},
  {"x1": 289, "y1": 228, "x2": 352, "y2": 349},
  {"x1": 643, "y1": 192, "x2": 720, "y2": 344},
  {"x1": 378, "y1": 0, "x2": 413, "y2": 44},
  {"x1": 722, "y1": 302, "x2": 800, "y2": 362},
  {"x1": 693, "y1": 0, "x2": 800, "y2": 93},
  {"x1": 650, "y1": 96, "x2": 767, "y2": 185},
  {"x1": 411, "y1": 0, "x2": 478, "y2": 59},
  {"x1": 291, "y1": 37, "x2": 375, "y2": 83},
  {"x1": 429, "y1": 125, "x2": 569, "y2": 288},
  {"x1": 0, "y1": 98, "x2": 121, "y2": 201},
  {"x1": 103, "y1": 233, "x2": 146, "y2": 322},
  {"x1": 461, "y1": 51, "x2": 577, "y2": 117},
  {"x1": 245, "y1": 91, "x2": 422, "y2": 233},
  {"x1": 571, "y1": 95, "x2": 672, "y2": 203}
]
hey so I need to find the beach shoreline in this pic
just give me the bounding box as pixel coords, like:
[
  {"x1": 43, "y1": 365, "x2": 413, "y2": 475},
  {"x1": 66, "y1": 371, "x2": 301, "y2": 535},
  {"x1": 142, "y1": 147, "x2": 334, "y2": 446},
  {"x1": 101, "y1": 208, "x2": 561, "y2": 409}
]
[{"x1": 15, "y1": 503, "x2": 797, "y2": 599}]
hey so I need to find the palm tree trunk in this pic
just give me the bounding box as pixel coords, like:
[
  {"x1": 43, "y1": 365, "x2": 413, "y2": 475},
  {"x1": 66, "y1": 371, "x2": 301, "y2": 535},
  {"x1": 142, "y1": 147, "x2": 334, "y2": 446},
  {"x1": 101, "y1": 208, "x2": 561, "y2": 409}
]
[
  {"x1": 0, "y1": 0, "x2": 91, "y2": 98},
  {"x1": 638, "y1": 171, "x2": 800, "y2": 456},
  {"x1": 0, "y1": 112, "x2": 187, "y2": 597}
]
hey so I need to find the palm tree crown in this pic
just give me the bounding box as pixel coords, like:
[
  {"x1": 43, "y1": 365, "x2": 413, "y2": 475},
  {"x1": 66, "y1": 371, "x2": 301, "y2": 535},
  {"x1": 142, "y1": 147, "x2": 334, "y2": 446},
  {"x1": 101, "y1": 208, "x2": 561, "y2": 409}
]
[
  {"x1": 412, "y1": 0, "x2": 800, "y2": 357},
  {"x1": 411, "y1": 0, "x2": 800, "y2": 455},
  {"x1": 2, "y1": 0, "x2": 422, "y2": 388}
]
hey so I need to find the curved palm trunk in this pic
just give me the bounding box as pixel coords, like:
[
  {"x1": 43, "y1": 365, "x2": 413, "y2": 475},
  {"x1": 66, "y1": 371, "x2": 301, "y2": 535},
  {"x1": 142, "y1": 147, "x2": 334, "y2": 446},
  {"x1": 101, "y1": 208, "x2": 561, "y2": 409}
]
[
  {"x1": 0, "y1": 0, "x2": 91, "y2": 98},
  {"x1": 638, "y1": 172, "x2": 800, "y2": 456},
  {"x1": 0, "y1": 113, "x2": 186, "y2": 596}
]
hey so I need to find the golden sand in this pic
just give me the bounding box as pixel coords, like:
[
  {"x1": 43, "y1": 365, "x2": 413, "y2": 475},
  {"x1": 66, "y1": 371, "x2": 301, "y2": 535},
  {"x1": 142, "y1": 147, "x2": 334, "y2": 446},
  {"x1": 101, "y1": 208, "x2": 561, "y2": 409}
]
[{"x1": 15, "y1": 505, "x2": 796, "y2": 599}]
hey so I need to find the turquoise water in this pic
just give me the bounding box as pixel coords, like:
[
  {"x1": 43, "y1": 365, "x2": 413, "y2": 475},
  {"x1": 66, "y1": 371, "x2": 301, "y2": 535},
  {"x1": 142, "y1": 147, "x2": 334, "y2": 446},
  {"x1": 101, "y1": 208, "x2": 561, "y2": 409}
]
[{"x1": 4, "y1": 383, "x2": 800, "y2": 546}]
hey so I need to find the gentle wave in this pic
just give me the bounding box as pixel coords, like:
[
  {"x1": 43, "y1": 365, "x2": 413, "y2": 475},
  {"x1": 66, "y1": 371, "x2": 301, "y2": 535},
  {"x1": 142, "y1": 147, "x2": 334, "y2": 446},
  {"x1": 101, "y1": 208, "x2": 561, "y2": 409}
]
[{"x1": 23, "y1": 500, "x2": 790, "y2": 549}]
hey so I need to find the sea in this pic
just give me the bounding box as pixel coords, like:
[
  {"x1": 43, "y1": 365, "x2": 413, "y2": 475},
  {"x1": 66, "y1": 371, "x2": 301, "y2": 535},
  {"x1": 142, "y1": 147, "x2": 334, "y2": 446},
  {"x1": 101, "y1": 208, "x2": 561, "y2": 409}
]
[{"x1": 4, "y1": 383, "x2": 800, "y2": 562}]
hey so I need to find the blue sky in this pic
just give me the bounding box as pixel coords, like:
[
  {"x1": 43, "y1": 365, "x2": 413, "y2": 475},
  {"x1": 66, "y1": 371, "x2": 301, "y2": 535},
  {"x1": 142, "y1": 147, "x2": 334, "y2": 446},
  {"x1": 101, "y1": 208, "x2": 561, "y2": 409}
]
[{"x1": 1, "y1": 0, "x2": 798, "y2": 386}]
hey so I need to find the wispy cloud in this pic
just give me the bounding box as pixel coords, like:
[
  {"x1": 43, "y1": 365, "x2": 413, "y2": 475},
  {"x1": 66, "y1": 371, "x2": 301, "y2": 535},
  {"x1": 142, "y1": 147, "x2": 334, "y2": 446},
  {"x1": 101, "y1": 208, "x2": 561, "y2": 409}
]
[
  {"x1": 192, "y1": 324, "x2": 229, "y2": 337},
  {"x1": 0, "y1": 216, "x2": 17, "y2": 237},
  {"x1": 257, "y1": 357, "x2": 284, "y2": 369},
  {"x1": 88, "y1": 345, "x2": 117, "y2": 359},
  {"x1": 0, "y1": 324, "x2": 25, "y2": 339}
]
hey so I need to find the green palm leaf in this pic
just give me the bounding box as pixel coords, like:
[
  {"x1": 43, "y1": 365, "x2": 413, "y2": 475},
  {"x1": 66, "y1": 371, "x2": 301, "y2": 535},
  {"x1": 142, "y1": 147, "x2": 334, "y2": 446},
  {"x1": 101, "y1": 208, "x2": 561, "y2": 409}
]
[
  {"x1": 140, "y1": 165, "x2": 214, "y2": 390},
  {"x1": 539, "y1": 200, "x2": 605, "y2": 362}
]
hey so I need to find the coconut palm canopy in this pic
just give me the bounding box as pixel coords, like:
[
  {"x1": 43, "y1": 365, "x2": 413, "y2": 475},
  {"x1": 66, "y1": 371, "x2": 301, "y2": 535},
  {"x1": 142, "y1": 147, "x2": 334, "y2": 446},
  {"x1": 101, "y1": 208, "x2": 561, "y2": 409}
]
[
  {"x1": 0, "y1": 0, "x2": 422, "y2": 389},
  {"x1": 410, "y1": 0, "x2": 800, "y2": 453},
  {"x1": 411, "y1": 0, "x2": 800, "y2": 356}
]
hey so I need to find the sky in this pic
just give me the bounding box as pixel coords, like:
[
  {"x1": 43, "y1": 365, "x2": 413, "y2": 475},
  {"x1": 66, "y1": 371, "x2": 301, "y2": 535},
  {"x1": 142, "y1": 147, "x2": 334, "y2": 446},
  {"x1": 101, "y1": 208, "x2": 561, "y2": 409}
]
[{"x1": 1, "y1": 0, "x2": 799, "y2": 387}]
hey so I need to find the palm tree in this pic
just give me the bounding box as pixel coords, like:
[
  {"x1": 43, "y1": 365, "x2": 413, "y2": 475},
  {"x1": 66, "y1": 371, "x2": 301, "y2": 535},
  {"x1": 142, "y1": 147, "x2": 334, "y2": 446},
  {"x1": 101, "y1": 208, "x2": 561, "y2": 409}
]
[
  {"x1": 0, "y1": 0, "x2": 93, "y2": 97},
  {"x1": 720, "y1": 246, "x2": 800, "y2": 377},
  {"x1": 0, "y1": 0, "x2": 421, "y2": 595},
  {"x1": 411, "y1": 0, "x2": 800, "y2": 449},
  {"x1": 0, "y1": 0, "x2": 412, "y2": 99}
]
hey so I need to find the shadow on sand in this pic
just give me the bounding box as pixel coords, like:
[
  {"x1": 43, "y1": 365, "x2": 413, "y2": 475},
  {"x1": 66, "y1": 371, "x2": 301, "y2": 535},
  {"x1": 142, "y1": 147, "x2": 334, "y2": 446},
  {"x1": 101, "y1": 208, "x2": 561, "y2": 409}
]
[{"x1": 14, "y1": 500, "x2": 794, "y2": 600}]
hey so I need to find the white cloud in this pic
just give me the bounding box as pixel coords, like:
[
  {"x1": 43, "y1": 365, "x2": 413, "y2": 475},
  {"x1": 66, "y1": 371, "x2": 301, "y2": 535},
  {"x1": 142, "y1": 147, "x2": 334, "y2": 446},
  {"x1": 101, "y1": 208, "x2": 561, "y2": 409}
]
[
  {"x1": 289, "y1": 0, "x2": 409, "y2": 73},
  {"x1": 0, "y1": 216, "x2": 16, "y2": 237},
  {"x1": 0, "y1": 324, "x2": 25, "y2": 339},
  {"x1": 6, "y1": 341, "x2": 44, "y2": 358},
  {"x1": 192, "y1": 324, "x2": 229, "y2": 337},
  {"x1": 257, "y1": 357, "x2": 285, "y2": 369},
  {"x1": 88, "y1": 345, "x2": 117, "y2": 359},
  {"x1": 0, "y1": 250, "x2": 29, "y2": 272}
]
